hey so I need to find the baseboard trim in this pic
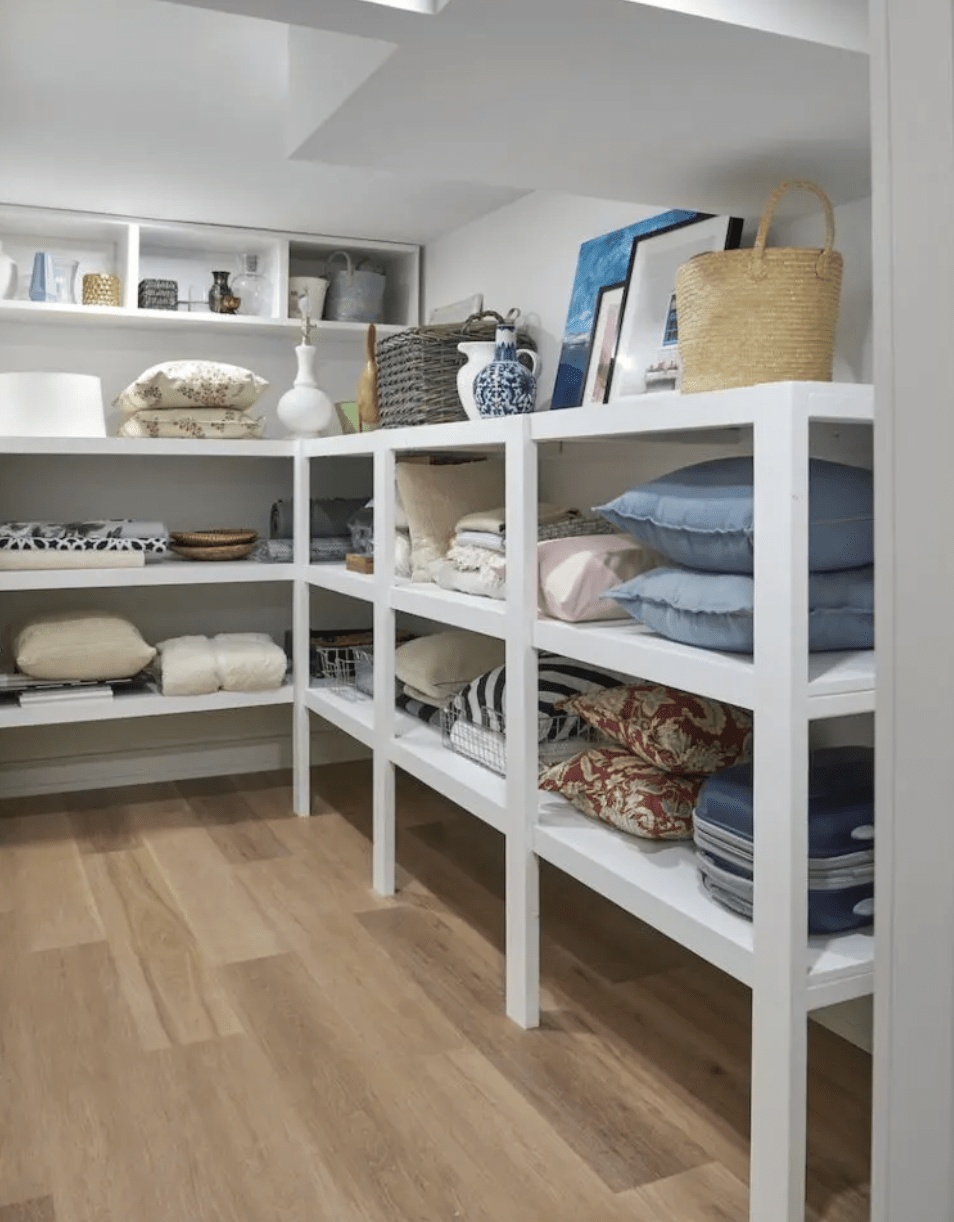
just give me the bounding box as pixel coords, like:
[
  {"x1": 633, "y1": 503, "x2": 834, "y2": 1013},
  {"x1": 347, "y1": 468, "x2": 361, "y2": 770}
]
[{"x1": 0, "y1": 729, "x2": 369, "y2": 799}]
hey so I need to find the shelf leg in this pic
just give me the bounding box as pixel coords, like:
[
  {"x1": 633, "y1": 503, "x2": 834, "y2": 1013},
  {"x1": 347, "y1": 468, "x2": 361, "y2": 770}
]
[
  {"x1": 505, "y1": 425, "x2": 540, "y2": 1029},
  {"x1": 749, "y1": 394, "x2": 811, "y2": 1221},
  {"x1": 372, "y1": 440, "x2": 397, "y2": 895},
  {"x1": 292, "y1": 444, "x2": 311, "y2": 816}
]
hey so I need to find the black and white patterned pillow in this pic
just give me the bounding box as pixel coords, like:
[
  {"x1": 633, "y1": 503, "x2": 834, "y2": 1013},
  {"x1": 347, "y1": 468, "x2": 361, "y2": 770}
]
[{"x1": 452, "y1": 652, "x2": 624, "y2": 742}]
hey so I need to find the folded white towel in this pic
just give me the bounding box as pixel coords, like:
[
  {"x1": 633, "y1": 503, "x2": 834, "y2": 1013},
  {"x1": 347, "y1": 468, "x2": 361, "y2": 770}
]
[
  {"x1": 212, "y1": 633, "x2": 288, "y2": 692},
  {"x1": 156, "y1": 635, "x2": 219, "y2": 696}
]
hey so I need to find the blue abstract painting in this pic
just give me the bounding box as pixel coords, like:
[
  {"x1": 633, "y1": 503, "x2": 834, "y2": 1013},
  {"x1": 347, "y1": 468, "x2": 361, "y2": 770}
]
[{"x1": 551, "y1": 209, "x2": 700, "y2": 410}]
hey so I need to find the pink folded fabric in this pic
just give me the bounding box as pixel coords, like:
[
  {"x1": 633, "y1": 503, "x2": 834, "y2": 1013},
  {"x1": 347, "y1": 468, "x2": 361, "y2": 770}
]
[{"x1": 537, "y1": 534, "x2": 659, "y2": 622}]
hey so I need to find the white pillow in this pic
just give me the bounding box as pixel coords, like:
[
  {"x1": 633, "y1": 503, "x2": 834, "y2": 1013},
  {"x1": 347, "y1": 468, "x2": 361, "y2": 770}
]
[
  {"x1": 114, "y1": 360, "x2": 269, "y2": 415},
  {"x1": 395, "y1": 630, "x2": 505, "y2": 702},
  {"x1": 396, "y1": 459, "x2": 505, "y2": 581},
  {"x1": 14, "y1": 611, "x2": 156, "y2": 680}
]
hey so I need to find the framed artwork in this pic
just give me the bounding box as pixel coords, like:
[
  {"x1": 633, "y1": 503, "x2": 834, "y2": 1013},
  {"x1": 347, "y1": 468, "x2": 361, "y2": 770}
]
[
  {"x1": 551, "y1": 209, "x2": 701, "y2": 409},
  {"x1": 607, "y1": 214, "x2": 743, "y2": 400},
  {"x1": 581, "y1": 282, "x2": 624, "y2": 405}
]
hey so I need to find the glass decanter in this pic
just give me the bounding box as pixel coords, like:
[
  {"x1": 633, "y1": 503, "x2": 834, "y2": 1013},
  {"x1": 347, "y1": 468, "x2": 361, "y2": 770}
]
[{"x1": 232, "y1": 254, "x2": 272, "y2": 317}]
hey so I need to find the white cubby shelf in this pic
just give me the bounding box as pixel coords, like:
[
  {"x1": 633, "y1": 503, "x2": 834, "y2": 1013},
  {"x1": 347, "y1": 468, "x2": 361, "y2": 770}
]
[{"x1": 0, "y1": 202, "x2": 420, "y2": 334}]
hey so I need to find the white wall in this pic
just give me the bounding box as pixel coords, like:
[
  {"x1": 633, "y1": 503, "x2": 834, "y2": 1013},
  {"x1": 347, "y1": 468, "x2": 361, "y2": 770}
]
[{"x1": 424, "y1": 190, "x2": 874, "y2": 407}]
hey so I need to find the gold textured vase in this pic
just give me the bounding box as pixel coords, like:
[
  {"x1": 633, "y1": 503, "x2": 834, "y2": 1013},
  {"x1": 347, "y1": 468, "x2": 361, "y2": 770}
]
[{"x1": 82, "y1": 273, "x2": 122, "y2": 307}]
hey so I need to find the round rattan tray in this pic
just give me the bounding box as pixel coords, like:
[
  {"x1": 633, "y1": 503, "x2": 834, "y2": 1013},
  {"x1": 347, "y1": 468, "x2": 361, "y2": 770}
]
[
  {"x1": 170, "y1": 529, "x2": 258, "y2": 547},
  {"x1": 170, "y1": 542, "x2": 256, "y2": 562}
]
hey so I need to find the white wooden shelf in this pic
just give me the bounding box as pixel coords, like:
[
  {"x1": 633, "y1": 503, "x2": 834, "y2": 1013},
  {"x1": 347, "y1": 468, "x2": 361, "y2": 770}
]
[
  {"x1": 305, "y1": 684, "x2": 377, "y2": 749},
  {"x1": 390, "y1": 579, "x2": 507, "y2": 636},
  {"x1": 535, "y1": 794, "x2": 873, "y2": 1010},
  {"x1": 389, "y1": 721, "x2": 508, "y2": 834},
  {"x1": 305, "y1": 683, "x2": 417, "y2": 749},
  {"x1": 0, "y1": 681, "x2": 293, "y2": 730},
  {"x1": 0, "y1": 559, "x2": 296, "y2": 591},
  {"x1": 0, "y1": 437, "x2": 296, "y2": 457},
  {"x1": 305, "y1": 563, "x2": 375, "y2": 601},
  {"x1": 536, "y1": 617, "x2": 876, "y2": 717},
  {"x1": 0, "y1": 298, "x2": 408, "y2": 340}
]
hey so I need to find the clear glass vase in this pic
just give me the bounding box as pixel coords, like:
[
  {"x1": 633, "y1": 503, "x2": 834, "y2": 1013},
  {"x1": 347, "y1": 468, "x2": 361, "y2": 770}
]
[{"x1": 233, "y1": 254, "x2": 272, "y2": 317}]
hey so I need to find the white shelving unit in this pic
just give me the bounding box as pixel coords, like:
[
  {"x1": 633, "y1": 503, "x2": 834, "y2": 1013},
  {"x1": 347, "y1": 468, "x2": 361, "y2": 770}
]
[
  {"x1": 0, "y1": 380, "x2": 873, "y2": 1222},
  {"x1": 296, "y1": 379, "x2": 875, "y2": 1222}
]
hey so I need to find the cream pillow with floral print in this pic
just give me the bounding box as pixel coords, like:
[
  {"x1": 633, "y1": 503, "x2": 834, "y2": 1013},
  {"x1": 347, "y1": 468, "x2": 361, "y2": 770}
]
[{"x1": 114, "y1": 361, "x2": 268, "y2": 414}]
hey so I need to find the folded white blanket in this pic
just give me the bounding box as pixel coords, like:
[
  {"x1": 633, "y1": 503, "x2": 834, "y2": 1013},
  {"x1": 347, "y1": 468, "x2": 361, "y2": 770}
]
[
  {"x1": 156, "y1": 633, "x2": 288, "y2": 695},
  {"x1": 212, "y1": 633, "x2": 287, "y2": 692},
  {"x1": 156, "y1": 635, "x2": 219, "y2": 696},
  {"x1": 433, "y1": 560, "x2": 507, "y2": 601}
]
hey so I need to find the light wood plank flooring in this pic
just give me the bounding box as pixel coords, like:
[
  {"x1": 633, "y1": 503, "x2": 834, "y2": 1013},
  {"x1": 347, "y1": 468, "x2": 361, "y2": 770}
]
[{"x1": 0, "y1": 763, "x2": 871, "y2": 1221}]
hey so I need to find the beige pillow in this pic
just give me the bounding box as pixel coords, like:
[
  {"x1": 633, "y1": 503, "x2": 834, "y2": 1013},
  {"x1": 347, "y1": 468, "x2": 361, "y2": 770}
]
[
  {"x1": 114, "y1": 361, "x2": 269, "y2": 415},
  {"x1": 396, "y1": 459, "x2": 505, "y2": 581},
  {"x1": 14, "y1": 610, "x2": 156, "y2": 680},
  {"x1": 395, "y1": 630, "x2": 505, "y2": 702},
  {"x1": 117, "y1": 408, "x2": 265, "y2": 439}
]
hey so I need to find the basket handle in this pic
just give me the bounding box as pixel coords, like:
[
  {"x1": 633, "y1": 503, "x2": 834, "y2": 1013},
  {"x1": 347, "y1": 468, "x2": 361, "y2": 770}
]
[
  {"x1": 751, "y1": 181, "x2": 837, "y2": 281},
  {"x1": 326, "y1": 250, "x2": 354, "y2": 281},
  {"x1": 460, "y1": 308, "x2": 518, "y2": 334}
]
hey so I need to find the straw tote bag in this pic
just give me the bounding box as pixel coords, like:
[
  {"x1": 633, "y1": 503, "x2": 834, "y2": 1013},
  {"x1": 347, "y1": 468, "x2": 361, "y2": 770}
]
[{"x1": 675, "y1": 181, "x2": 843, "y2": 394}]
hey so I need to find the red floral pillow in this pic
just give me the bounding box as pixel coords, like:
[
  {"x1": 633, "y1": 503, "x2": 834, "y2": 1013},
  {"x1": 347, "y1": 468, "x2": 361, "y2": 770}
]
[
  {"x1": 561, "y1": 682, "x2": 752, "y2": 775},
  {"x1": 539, "y1": 748, "x2": 700, "y2": 840}
]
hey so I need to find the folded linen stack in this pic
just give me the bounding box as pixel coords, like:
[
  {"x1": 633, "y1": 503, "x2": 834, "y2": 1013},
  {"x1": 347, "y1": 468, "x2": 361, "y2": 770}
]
[
  {"x1": 114, "y1": 360, "x2": 268, "y2": 439},
  {"x1": 694, "y1": 745, "x2": 874, "y2": 933},
  {"x1": 0, "y1": 519, "x2": 169, "y2": 570},
  {"x1": 433, "y1": 504, "x2": 615, "y2": 601},
  {"x1": 596, "y1": 456, "x2": 875, "y2": 653}
]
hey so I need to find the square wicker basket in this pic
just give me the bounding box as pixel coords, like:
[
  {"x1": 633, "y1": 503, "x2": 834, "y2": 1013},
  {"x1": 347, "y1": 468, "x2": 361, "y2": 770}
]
[{"x1": 376, "y1": 310, "x2": 536, "y2": 429}]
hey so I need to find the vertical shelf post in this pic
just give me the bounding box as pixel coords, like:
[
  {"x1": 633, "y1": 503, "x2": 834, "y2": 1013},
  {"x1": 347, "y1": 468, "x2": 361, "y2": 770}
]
[
  {"x1": 749, "y1": 388, "x2": 811, "y2": 1221},
  {"x1": 505, "y1": 422, "x2": 541, "y2": 1028},
  {"x1": 292, "y1": 443, "x2": 311, "y2": 815},
  {"x1": 373, "y1": 437, "x2": 397, "y2": 895}
]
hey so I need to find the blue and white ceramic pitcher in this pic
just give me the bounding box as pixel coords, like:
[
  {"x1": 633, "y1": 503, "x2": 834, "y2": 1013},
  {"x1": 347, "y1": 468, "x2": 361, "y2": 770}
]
[{"x1": 473, "y1": 321, "x2": 540, "y2": 417}]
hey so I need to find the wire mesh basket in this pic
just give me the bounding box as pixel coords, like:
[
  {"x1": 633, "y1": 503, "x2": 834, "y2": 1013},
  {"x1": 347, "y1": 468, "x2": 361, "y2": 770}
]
[
  {"x1": 441, "y1": 703, "x2": 600, "y2": 777},
  {"x1": 326, "y1": 648, "x2": 374, "y2": 702}
]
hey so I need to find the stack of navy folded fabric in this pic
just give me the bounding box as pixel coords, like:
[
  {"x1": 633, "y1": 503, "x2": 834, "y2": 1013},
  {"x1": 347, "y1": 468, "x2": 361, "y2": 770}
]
[{"x1": 694, "y1": 744, "x2": 874, "y2": 934}]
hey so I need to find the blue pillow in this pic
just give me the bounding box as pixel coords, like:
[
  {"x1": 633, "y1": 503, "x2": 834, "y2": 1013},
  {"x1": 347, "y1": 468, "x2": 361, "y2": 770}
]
[
  {"x1": 604, "y1": 566, "x2": 874, "y2": 653},
  {"x1": 595, "y1": 456, "x2": 873, "y2": 574}
]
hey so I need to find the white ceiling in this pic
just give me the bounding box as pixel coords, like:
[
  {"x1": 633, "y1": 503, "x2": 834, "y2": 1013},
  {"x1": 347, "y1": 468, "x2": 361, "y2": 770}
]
[{"x1": 0, "y1": 0, "x2": 871, "y2": 244}]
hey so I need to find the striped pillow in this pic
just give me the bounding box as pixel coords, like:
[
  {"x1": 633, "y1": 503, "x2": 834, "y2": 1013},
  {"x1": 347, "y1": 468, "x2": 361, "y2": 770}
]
[{"x1": 452, "y1": 653, "x2": 624, "y2": 742}]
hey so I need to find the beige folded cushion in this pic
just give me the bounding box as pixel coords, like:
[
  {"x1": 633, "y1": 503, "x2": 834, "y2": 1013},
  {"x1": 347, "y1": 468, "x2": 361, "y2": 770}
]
[
  {"x1": 117, "y1": 408, "x2": 265, "y2": 440},
  {"x1": 114, "y1": 360, "x2": 269, "y2": 415},
  {"x1": 14, "y1": 610, "x2": 156, "y2": 680},
  {"x1": 395, "y1": 630, "x2": 505, "y2": 702},
  {"x1": 396, "y1": 459, "x2": 505, "y2": 581}
]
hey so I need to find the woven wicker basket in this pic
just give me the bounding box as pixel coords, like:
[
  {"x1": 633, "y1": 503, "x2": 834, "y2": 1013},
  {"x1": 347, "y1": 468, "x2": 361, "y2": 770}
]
[
  {"x1": 675, "y1": 181, "x2": 844, "y2": 394},
  {"x1": 376, "y1": 310, "x2": 535, "y2": 429}
]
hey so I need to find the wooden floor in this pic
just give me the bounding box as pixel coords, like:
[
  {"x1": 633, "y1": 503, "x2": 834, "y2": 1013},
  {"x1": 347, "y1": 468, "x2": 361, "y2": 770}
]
[{"x1": 0, "y1": 762, "x2": 871, "y2": 1222}]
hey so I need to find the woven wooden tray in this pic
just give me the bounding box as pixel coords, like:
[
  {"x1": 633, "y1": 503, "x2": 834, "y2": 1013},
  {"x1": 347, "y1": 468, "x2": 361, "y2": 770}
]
[
  {"x1": 170, "y1": 542, "x2": 255, "y2": 562},
  {"x1": 170, "y1": 529, "x2": 258, "y2": 547}
]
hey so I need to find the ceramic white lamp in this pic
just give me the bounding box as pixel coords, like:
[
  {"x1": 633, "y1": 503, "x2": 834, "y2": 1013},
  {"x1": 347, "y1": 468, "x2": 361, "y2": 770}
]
[
  {"x1": 276, "y1": 303, "x2": 334, "y2": 438},
  {"x1": 0, "y1": 372, "x2": 106, "y2": 437}
]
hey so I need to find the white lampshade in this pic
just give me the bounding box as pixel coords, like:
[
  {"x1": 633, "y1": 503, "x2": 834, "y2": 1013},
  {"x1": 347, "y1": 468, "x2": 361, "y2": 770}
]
[{"x1": 0, "y1": 372, "x2": 106, "y2": 437}]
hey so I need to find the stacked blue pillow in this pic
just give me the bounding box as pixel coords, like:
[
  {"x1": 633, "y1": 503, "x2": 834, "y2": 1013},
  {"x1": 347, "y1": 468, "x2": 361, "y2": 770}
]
[
  {"x1": 694, "y1": 745, "x2": 875, "y2": 934},
  {"x1": 595, "y1": 456, "x2": 874, "y2": 653}
]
